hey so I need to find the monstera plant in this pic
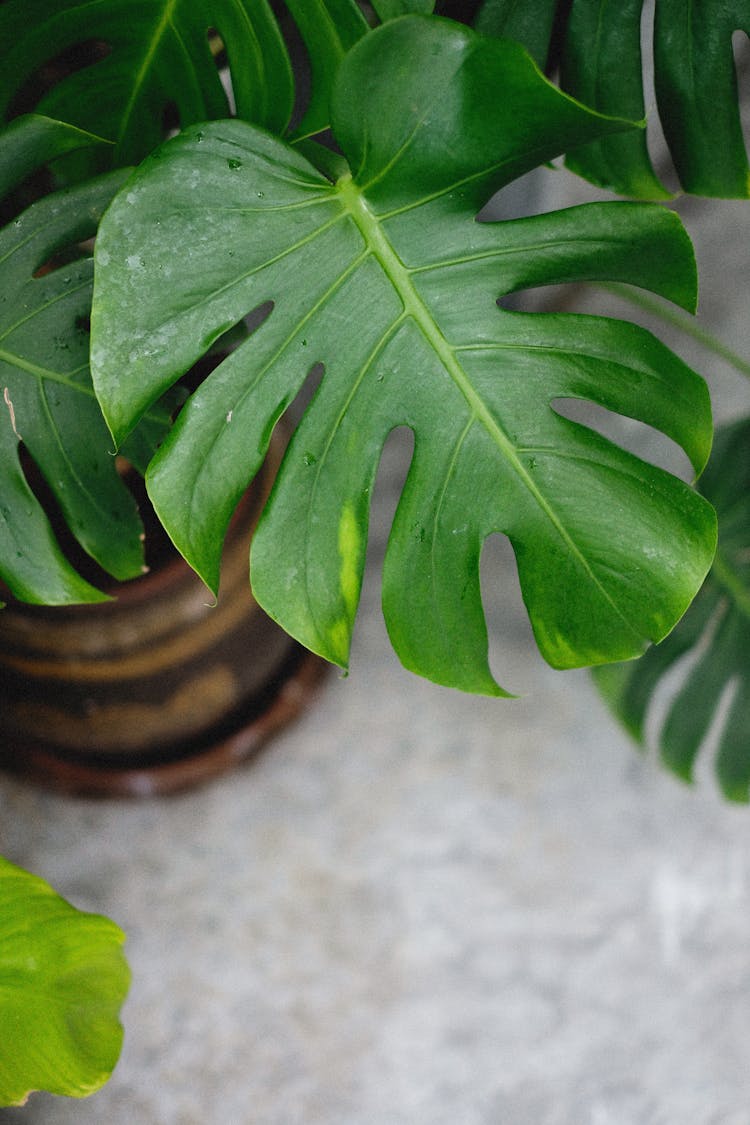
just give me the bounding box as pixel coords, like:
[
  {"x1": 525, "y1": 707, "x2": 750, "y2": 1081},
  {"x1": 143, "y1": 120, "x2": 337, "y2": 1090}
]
[
  {"x1": 0, "y1": 0, "x2": 749, "y2": 1106},
  {"x1": 91, "y1": 18, "x2": 716, "y2": 697}
]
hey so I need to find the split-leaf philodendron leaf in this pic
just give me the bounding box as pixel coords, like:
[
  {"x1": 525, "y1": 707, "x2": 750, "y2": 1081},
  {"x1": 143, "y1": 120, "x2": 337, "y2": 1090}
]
[
  {"x1": 0, "y1": 856, "x2": 130, "y2": 1107},
  {"x1": 92, "y1": 15, "x2": 717, "y2": 695},
  {"x1": 595, "y1": 418, "x2": 750, "y2": 802},
  {"x1": 0, "y1": 115, "x2": 157, "y2": 605},
  {"x1": 0, "y1": 0, "x2": 371, "y2": 165},
  {"x1": 476, "y1": 0, "x2": 750, "y2": 199}
]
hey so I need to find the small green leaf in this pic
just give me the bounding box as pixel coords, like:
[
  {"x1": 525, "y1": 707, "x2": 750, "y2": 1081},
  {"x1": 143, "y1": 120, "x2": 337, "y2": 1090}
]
[
  {"x1": 92, "y1": 15, "x2": 716, "y2": 694},
  {"x1": 0, "y1": 856, "x2": 130, "y2": 1108},
  {"x1": 594, "y1": 418, "x2": 750, "y2": 801}
]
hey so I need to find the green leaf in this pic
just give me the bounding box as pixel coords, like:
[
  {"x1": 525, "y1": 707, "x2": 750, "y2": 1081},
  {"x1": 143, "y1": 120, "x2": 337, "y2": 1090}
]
[
  {"x1": 653, "y1": 0, "x2": 750, "y2": 197},
  {"x1": 0, "y1": 0, "x2": 369, "y2": 164},
  {"x1": 91, "y1": 15, "x2": 716, "y2": 694},
  {"x1": 119, "y1": 386, "x2": 187, "y2": 477},
  {"x1": 476, "y1": 0, "x2": 750, "y2": 199},
  {"x1": 0, "y1": 115, "x2": 153, "y2": 604},
  {"x1": 371, "y1": 0, "x2": 436, "y2": 19},
  {"x1": 594, "y1": 418, "x2": 750, "y2": 802},
  {"x1": 563, "y1": 0, "x2": 750, "y2": 198},
  {"x1": 0, "y1": 114, "x2": 111, "y2": 199},
  {"x1": 0, "y1": 855, "x2": 130, "y2": 1107},
  {"x1": 561, "y1": 0, "x2": 672, "y2": 200},
  {"x1": 473, "y1": 0, "x2": 559, "y2": 68}
]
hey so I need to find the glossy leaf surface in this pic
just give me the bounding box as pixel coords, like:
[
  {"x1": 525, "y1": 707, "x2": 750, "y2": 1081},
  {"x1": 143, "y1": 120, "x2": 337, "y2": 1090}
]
[
  {"x1": 595, "y1": 419, "x2": 750, "y2": 801},
  {"x1": 92, "y1": 16, "x2": 716, "y2": 694},
  {"x1": 0, "y1": 116, "x2": 152, "y2": 604},
  {"x1": 0, "y1": 856, "x2": 130, "y2": 1107},
  {"x1": 0, "y1": 0, "x2": 369, "y2": 164},
  {"x1": 476, "y1": 0, "x2": 750, "y2": 199}
]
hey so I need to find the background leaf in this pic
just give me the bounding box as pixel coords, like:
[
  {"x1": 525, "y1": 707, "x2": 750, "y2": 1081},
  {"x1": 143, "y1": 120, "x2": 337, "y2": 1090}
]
[
  {"x1": 474, "y1": 0, "x2": 750, "y2": 199},
  {"x1": 91, "y1": 15, "x2": 716, "y2": 694},
  {"x1": 0, "y1": 116, "x2": 155, "y2": 604},
  {"x1": 0, "y1": 0, "x2": 370, "y2": 166},
  {"x1": 653, "y1": 0, "x2": 750, "y2": 197},
  {"x1": 473, "y1": 0, "x2": 559, "y2": 67},
  {"x1": 0, "y1": 855, "x2": 130, "y2": 1107},
  {"x1": 594, "y1": 418, "x2": 750, "y2": 802},
  {"x1": 266, "y1": 0, "x2": 369, "y2": 140},
  {"x1": 371, "y1": 0, "x2": 436, "y2": 18},
  {"x1": 560, "y1": 0, "x2": 672, "y2": 200}
]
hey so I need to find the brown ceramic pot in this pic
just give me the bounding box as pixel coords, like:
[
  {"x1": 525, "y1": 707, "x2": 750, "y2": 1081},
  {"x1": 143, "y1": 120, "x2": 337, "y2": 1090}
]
[{"x1": 0, "y1": 440, "x2": 326, "y2": 797}]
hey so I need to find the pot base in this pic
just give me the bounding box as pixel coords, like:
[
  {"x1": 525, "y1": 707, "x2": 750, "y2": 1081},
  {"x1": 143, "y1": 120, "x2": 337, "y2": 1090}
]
[{"x1": 0, "y1": 645, "x2": 327, "y2": 798}]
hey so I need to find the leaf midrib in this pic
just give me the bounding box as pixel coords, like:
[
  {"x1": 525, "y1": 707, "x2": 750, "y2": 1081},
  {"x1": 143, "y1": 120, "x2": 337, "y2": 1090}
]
[{"x1": 337, "y1": 173, "x2": 642, "y2": 641}]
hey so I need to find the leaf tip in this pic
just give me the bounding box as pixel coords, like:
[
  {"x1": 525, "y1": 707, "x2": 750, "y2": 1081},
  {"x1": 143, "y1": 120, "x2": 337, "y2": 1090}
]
[{"x1": 325, "y1": 617, "x2": 353, "y2": 669}]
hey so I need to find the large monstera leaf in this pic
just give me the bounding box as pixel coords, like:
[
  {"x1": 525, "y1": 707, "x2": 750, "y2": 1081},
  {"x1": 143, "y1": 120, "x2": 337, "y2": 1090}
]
[
  {"x1": 475, "y1": 0, "x2": 750, "y2": 199},
  {"x1": 595, "y1": 418, "x2": 750, "y2": 801},
  {"x1": 0, "y1": 115, "x2": 159, "y2": 604},
  {"x1": 92, "y1": 16, "x2": 716, "y2": 694},
  {"x1": 0, "y1": 0, "x2": 379, "y2": 167},
  {"x1": 0, "y1": 856, "x2": 130, "y2": 1107}
]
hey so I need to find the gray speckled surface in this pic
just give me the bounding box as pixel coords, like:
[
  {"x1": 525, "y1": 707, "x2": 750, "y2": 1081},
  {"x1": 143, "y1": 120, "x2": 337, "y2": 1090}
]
[{"x1": 4, "y1": 100, "x2": 750, "y2": 1125}]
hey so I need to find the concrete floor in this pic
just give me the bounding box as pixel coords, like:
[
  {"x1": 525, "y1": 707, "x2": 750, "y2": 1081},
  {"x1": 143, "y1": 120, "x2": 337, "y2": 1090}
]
[{"x1": 3, "y1": 131, "x2": 750, "y2": 1125}]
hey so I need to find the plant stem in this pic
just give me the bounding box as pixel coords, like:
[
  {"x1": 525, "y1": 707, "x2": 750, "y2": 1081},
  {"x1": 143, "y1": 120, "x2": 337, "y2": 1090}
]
[
  {"x1": 599, "y1": 283, "x2": 750, "y2": 382},
  {"x1": 712, "y1": 548, "x2": 750, "y2": 622}
]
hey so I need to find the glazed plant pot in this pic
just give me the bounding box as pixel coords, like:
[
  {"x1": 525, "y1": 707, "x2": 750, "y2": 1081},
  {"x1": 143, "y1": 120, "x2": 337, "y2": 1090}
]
[{"x1": 0, "y1": 439, "x2": 325, "y2": 797}]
